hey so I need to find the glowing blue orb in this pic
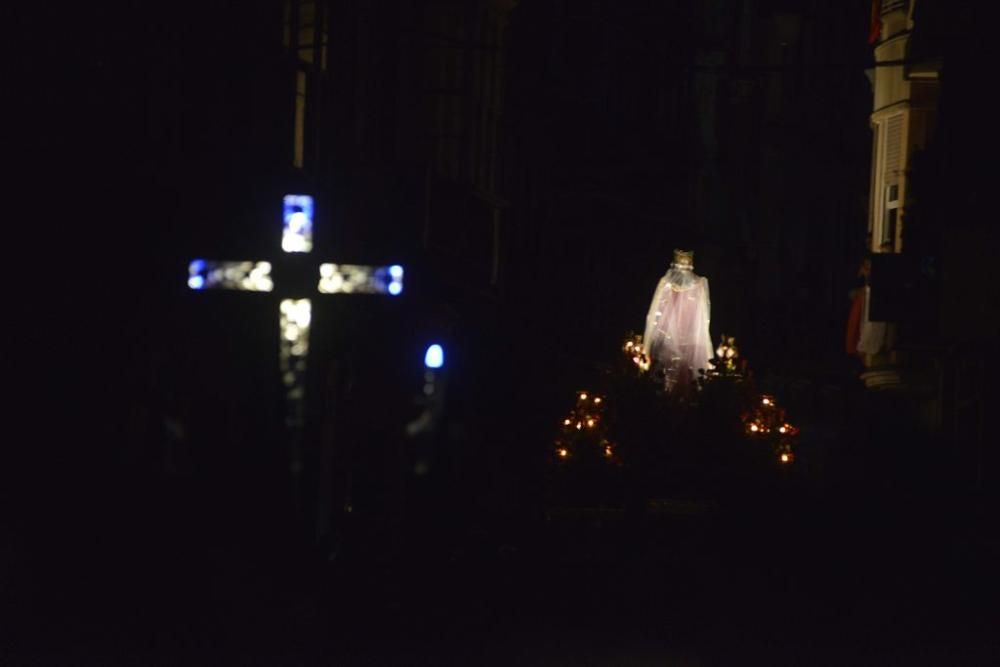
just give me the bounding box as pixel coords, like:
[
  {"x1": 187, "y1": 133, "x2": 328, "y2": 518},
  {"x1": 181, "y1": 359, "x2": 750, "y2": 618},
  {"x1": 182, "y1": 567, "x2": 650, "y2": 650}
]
[
  {"x1": 424, "y1": 344, "x2": 444, "y2": 369},
  {"x1": 189, "y1": 259, "x2": 206, "y2": 274},
  {"x1": 389, "y1": 265, "x2": 404, "y2": 279},
  {"x1": 388, "y1": 281, "x2": 403, "y2": 296}
]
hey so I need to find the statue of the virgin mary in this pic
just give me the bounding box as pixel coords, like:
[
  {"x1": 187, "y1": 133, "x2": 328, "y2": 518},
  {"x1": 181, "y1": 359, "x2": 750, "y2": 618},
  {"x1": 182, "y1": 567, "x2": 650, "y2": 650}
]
[{"x1": 642, "y1": 249, "x2": 713, "y2": 396}]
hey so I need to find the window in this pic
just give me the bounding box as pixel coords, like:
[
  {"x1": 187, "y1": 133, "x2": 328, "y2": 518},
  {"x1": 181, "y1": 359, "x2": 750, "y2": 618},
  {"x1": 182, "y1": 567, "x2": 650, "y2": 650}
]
[
  {"x1": 883, "y1": 184, "x2": 899, "y2": 249},
  {"x1": 868, "y1": 123, "x2": 878, "y2": 237},
  {"x1": 872, "y1": 112, "x2": 905, "y2": 251}
]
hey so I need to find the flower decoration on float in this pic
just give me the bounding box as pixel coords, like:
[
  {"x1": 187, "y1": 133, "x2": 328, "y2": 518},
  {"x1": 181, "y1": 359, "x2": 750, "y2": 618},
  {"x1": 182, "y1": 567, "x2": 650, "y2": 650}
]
[
  {"x1": 714, "y1": 335, "x2": 739, "y2": 369},
  {"x1": 623, "y1": 335, "x2": 650, "y2": 372},
  {"x1": 702, "y1": 334, "x2": 743, "y2": 381}
]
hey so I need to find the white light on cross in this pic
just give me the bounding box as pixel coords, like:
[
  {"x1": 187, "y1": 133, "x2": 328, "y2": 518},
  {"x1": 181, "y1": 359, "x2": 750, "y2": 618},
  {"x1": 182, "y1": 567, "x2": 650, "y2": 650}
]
[
  {"x1": 188, "y1": 194, "x2": 404, "y2": 429},
  {"x1": 187, "y1": 260, "x2": 274, "y2": 292},
  {"x1": 317, "y1": 263, "x2": 404, "y2": 295},
  {"x1": 282, "y1": 193, "x2": 313, "y2": 253}
]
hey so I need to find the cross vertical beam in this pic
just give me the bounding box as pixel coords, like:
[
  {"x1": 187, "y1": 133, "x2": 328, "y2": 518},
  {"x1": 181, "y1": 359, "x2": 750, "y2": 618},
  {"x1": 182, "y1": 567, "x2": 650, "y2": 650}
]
[{"x1": 188, "y1": 194, "x2": 404, "y2": 510}]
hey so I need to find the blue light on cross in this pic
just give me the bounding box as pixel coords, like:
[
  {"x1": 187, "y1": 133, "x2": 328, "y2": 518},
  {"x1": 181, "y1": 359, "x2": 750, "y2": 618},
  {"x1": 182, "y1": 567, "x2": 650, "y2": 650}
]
[{"x1": 188, "y1": 194, "x2": 404, "y2": 432}]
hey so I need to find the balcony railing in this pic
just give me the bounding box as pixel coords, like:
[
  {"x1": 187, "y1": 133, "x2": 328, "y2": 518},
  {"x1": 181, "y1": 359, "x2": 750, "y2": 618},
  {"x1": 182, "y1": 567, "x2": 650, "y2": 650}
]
[{"x1": 881, "y1": 0, "x2": 908, "y2": 16}]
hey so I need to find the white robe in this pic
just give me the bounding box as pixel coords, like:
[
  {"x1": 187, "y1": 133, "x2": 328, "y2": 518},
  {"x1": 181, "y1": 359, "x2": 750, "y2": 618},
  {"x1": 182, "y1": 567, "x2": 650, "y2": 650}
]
[{"x1": 642, "y1": 266, "x2": 713, "y2": 395}]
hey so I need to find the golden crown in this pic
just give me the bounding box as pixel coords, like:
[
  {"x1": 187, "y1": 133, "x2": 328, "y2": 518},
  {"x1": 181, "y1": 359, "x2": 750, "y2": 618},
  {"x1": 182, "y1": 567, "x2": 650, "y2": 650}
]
[{"x1": 672, "y1": 249, "x2": 694, "y2": 268}]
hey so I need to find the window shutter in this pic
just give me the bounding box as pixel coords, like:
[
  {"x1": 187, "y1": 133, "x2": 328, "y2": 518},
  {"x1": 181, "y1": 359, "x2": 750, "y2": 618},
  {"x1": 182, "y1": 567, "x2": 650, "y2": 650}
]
[{"x1": 884, "y1": 113, "x2": 904, "y2": 184}]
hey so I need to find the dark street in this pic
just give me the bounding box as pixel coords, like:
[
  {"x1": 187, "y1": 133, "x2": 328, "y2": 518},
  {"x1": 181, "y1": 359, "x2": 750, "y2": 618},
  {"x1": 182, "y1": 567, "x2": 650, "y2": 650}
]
[{"x1": 3, "y1": 392, "x2": 998, "y2": 665}]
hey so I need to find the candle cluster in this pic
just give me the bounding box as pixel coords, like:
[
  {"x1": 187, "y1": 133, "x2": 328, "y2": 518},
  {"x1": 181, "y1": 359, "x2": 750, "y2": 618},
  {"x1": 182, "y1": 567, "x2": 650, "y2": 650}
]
[
  {"x1": 742, "y1": 394, "x2": 799, "y2": 465},
  {"x1": 554, "y1": 391, "x2": 616, "y2": 462}
]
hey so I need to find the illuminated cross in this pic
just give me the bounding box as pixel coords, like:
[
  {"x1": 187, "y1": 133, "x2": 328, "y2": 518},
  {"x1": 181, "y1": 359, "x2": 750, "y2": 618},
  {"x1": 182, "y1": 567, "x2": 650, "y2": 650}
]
[{"x1": 187, "y1": 194, "x2": 404, "y2": 493}]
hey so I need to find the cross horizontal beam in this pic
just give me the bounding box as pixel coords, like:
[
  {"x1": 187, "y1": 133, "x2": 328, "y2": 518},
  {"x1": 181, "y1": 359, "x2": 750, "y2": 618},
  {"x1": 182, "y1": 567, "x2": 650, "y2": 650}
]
[
  {"x1": 188, "y1": 260, "x2": 274, "y2": 292},
  {"x1": 188, "y1": 260, "x2": 405, "y2": 296},
  {"x1": 318, "y1": 263, "x2": 403, "y2": 295}
]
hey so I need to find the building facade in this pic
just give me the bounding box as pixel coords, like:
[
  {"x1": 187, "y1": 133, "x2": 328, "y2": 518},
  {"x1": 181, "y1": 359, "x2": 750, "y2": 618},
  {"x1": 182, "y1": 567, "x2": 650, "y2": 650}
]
[
  {"x1": 867, "y1": 0, "x2": 940, "y2": 257},
  {"x1": 861, "y1": 0, "x2": 992, "y2": 486}
]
